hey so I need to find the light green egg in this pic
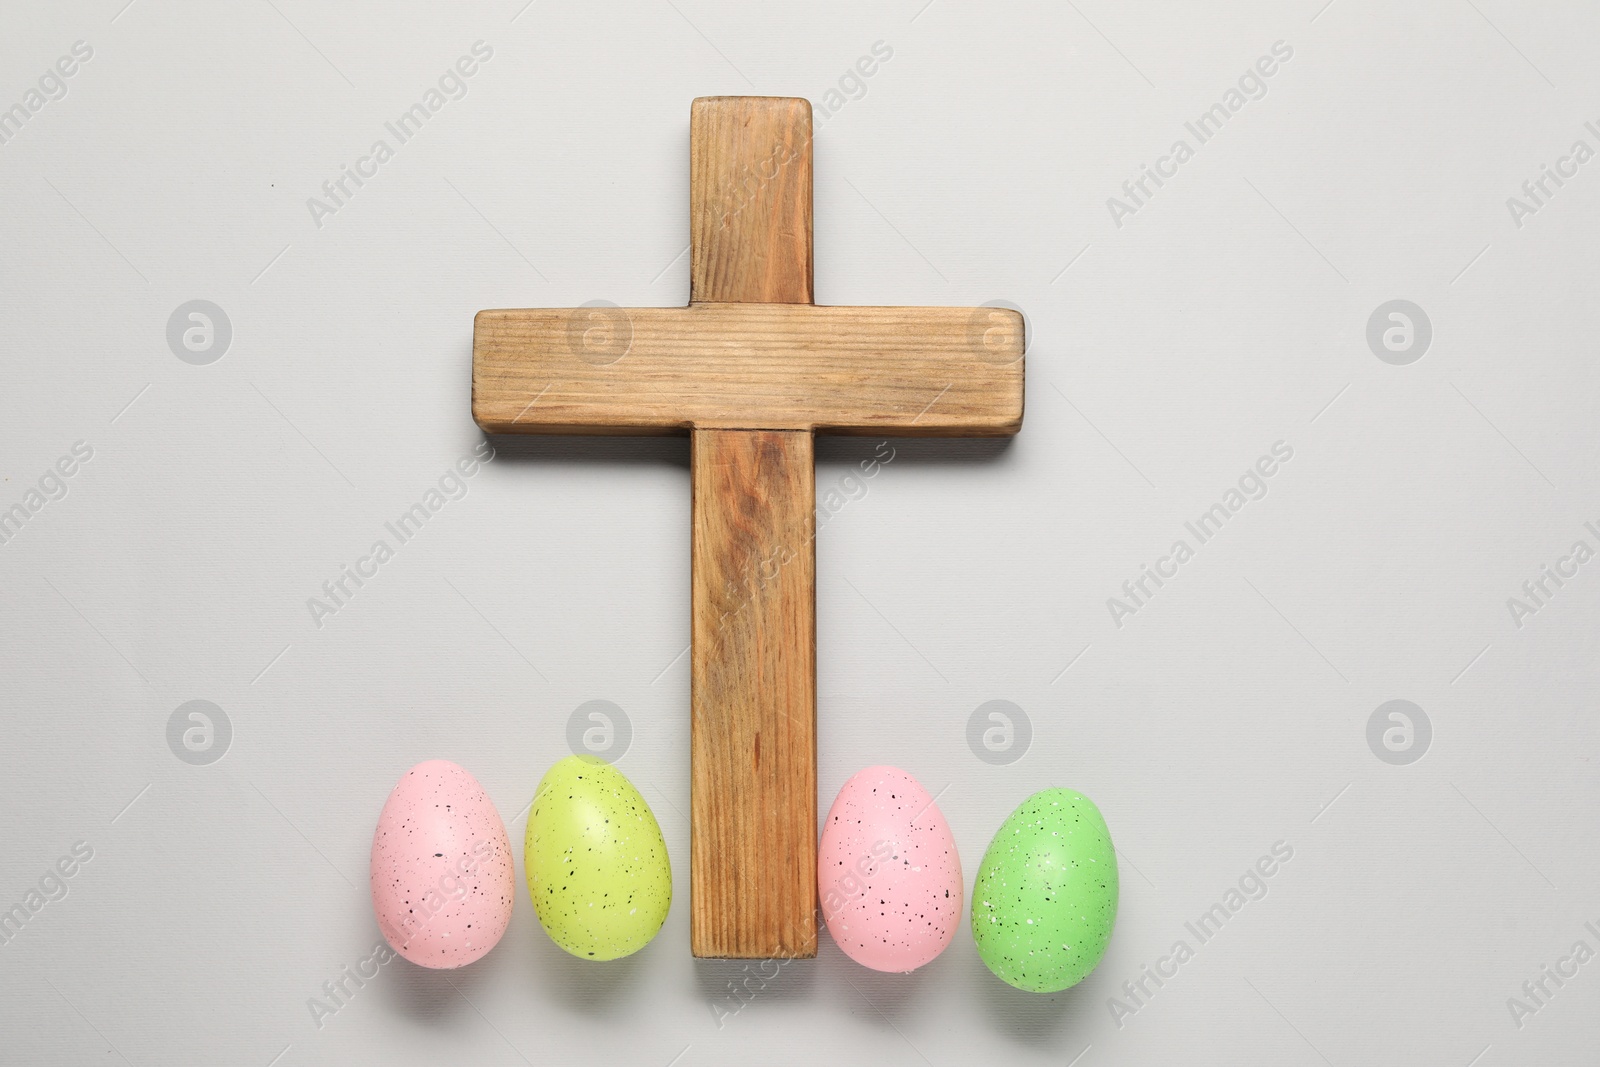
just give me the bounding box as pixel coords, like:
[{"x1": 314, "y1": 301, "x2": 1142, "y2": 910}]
[
  {"x1": 525, "y1": 755, "x2": 671, "y2": 960},
  {"x1": 971, "y1": 788, "x2": 1118, "y2": 993}
]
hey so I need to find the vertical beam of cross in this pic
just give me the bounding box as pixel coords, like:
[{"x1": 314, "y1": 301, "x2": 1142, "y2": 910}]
[{"x1": 687, "y1": 97, "x2": 818, "y2": 958}]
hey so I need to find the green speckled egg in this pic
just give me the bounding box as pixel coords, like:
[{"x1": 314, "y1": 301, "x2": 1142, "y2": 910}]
[
  {"x1": 971, "y1": 788, "x2": 1118, "y2": 993},
  {"x1": 525, "y1": 755, "x2": 671, "y2": 960}
]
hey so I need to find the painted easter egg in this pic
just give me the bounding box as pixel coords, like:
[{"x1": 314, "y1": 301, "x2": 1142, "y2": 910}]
[
  {"x1": 370, "y1": 759, "x2": 516, "y2": 968},
  {"x1": 817, "y1": 765, "x2": 962, "y2": 972},
  {"x1": 971, "y1": 788, "x2": 1118, "y2": 993},
  {"x1": 525, "y1": 755, "x2": 671, "y2": 960}
]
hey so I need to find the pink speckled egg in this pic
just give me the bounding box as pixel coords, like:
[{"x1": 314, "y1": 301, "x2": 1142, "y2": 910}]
[
  {"x1": 818, "y1": 765, "x2": 962, "y2": 972},
  {"x1": 370, "y1": 760, "x2": 515, "y2": 968}
]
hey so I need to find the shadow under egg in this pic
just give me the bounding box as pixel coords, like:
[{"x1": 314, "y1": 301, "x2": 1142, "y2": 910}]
[
  {"x1": 381, "y1": 947, "x2": 499, "y2": 1025},
  {"x1": 973, "y1": 965, "x2": 1102, "y2": 1049},
  {"x1": 529, "y1": 928, "x2": 657, "y2": 1013}
]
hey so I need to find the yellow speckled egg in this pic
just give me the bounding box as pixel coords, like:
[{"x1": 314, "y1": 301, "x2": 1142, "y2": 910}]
[{"x1": 524, "y1": 755, "x2": 671, "y2": 960}]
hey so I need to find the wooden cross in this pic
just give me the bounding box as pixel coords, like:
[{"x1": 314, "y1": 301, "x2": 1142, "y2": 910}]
[{"x1": 472, "y1": 97, "x2": 1024, "y2": 958}]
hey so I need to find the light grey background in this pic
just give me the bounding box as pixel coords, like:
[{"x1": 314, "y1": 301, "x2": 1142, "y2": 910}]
[{"x1": 2, "y1": 0, "x2": 1595, "y2": 1063}]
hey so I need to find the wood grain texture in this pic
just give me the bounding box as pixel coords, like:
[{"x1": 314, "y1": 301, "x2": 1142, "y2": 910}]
[
  {"x1": 690, "y1": 97, "x2": 813, "y2": 304},
  {"x1": 690, "y1": 428, "x2": 817, "y2": 959},
  {"x1": 689, "y1": 97, "x2": 816, "y2": 959},
  {"x1": 472, "y1": 303, "x2": 1024, "y2": 435}
]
